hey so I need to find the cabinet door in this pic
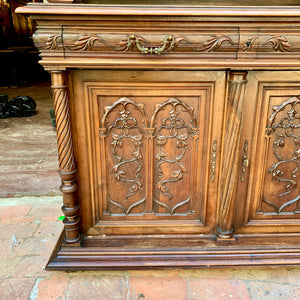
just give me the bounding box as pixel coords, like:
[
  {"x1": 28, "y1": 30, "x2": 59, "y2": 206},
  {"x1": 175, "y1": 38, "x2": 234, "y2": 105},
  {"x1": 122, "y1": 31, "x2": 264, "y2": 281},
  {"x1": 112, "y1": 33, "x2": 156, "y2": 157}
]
[
  {"x1": 235, "y1": 71, "x2": 300, "y2": 234},
  {"x1": 70, "y1": 70, "x2": 225, "y2": 236}
]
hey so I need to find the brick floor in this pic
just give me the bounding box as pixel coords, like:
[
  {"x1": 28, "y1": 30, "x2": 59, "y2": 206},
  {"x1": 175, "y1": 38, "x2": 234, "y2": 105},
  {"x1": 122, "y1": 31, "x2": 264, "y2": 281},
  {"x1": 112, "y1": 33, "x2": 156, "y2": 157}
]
[
  {"x1": 0, "y1": 83, "x2": 61, "y2": 197},
  {"x1": 1, "y1": 196, "x2": 300, "y2": 300}
]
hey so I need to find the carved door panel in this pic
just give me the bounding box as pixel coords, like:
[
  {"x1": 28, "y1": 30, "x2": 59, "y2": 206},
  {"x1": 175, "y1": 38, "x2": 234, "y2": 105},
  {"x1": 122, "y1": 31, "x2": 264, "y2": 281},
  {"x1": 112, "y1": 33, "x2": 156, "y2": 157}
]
[
  {"x1": 70, "y1": 70, "x2": 225, "y2": 236},
  {"x1": 235, "y1": 71, "x2": 300, "y2": 234}
]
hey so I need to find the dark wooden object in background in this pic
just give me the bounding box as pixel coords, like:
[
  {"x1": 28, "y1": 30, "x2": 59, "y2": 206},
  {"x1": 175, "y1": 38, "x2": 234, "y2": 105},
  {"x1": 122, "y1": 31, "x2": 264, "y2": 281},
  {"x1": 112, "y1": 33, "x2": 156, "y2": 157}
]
[
  {"x1": 17, "y1": 1, "x2": 300, "y2": 269},
  {"x1": 0, "y1": 0, "x2": 48, "y2": 87}
]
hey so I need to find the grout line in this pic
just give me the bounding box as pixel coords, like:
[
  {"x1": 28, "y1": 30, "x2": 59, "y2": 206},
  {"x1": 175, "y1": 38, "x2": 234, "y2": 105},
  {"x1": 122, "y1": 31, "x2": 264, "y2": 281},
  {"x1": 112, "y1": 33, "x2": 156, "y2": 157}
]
[
  {"x1": 186, "y1": 278, "x2": 191, "y2": 300},
  {"x1": 28, "y1": 277, "x2": 44, "y2": 300},
  {"x1": 127, "y1": 273, "x2": 131, "y2": 300}
]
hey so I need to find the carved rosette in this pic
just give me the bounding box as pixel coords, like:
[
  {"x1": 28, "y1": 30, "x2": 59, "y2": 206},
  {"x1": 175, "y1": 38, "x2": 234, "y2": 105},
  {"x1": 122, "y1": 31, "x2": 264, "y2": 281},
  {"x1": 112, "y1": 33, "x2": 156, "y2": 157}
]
[
  {"x1": 216, "y1": 71, "x2": 248, "y2": 239},
  {"x1": 51, "y1": 71, "x2": 80, "y2": 244}
]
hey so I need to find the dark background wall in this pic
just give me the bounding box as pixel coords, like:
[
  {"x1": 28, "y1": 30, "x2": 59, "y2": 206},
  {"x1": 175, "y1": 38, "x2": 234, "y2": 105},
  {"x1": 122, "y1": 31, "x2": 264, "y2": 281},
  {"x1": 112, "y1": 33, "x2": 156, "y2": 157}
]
[{"x1": 0, "y1": 0, "x2": 49, "y2": 87}]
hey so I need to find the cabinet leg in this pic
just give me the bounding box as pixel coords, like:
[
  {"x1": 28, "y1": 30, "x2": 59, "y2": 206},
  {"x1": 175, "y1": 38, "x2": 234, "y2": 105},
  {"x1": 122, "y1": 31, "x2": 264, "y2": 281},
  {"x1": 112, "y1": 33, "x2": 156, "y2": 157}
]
[{"x1": 51, "y1": 71, "x2": 80, "y2": 244}]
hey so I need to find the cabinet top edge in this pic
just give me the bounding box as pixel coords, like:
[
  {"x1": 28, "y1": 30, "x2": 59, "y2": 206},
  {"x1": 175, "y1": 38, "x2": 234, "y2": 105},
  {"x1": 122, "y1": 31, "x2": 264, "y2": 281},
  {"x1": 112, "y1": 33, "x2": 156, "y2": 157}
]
[{"x1": 16, "y1": 4, "x2": 300, "y2": 18}]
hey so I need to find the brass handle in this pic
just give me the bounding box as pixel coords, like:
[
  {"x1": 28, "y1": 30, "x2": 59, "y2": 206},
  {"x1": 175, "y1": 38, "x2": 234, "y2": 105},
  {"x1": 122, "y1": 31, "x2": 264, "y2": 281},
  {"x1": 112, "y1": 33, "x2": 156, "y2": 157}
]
[
  {"x1": 130, "y1": 35, "x2": 175, "y2": 55},
  {"x1": 211, "y1": 140, "x2": 217, "y2": 182},
  {"x1": 241, "y1": 140, "x2": 249, "y2": 182}
]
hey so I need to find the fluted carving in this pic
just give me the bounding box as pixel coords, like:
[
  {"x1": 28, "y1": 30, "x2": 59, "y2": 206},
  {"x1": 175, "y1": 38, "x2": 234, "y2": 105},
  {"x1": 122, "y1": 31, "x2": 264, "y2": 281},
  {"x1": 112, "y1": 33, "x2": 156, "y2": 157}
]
[
  {"x1": 51, "y1": 71, "x2": 80, "y2": 244},
  {"x1": 216, "y1": 71, "x2": 248, "y2": 239}
]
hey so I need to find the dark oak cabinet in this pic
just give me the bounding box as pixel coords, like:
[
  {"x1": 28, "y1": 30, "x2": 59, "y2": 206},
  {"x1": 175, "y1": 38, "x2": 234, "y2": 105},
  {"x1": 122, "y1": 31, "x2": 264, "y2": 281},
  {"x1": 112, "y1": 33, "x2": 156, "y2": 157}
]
[{"x1": 18, "y1": 1, "x2": 300, "y2": 269}]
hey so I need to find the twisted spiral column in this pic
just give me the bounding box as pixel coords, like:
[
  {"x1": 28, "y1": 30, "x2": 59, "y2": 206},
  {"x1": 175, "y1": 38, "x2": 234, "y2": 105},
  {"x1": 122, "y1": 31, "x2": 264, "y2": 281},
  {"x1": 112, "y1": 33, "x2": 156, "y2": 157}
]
[
  {"x1": 51, "y1": 71, "x2": 80, "y2": 244},
  {"x1": 216, "y1": 71, "x2": 248, "y2": 239}
]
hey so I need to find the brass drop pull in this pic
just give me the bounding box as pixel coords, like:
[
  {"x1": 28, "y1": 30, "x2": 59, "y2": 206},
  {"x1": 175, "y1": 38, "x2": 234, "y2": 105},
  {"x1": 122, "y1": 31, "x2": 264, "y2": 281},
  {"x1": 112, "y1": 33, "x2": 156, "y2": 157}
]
[
  {"x1": 241, "y1": 140, "x2": 249, "y2": 182},
  {"x1": 131, "y1": 35, "x2": 175, "y2": 55}
]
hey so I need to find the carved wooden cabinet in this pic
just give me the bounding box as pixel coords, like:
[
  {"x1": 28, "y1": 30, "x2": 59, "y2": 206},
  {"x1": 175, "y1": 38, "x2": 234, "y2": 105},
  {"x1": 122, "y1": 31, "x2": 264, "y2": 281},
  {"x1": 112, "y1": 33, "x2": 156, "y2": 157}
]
[{"x1": 18, "y1": 1, "x2": 300, "y2": 269}]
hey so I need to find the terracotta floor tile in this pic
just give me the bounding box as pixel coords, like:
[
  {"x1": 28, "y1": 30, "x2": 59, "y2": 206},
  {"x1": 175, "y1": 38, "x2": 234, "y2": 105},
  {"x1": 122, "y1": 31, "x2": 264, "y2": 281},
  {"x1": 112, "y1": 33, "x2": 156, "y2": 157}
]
[
  {"x1": 0, "y1": 277, "x2": 36, "y2": 299},
  {"x1": 66, "y1": 276, "x2": 128, "y2": 300},
  {"x1": 129, "y1": 276, "x2": 188, "y2": 300},
  {"x1": 188, "y1": 278, "x2": 250, "y2": 300}
]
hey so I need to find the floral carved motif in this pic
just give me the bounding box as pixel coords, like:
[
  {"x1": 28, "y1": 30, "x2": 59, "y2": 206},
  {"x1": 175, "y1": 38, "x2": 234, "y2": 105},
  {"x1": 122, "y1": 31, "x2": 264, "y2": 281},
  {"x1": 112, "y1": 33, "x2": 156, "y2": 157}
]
[
  {"x1": 151, "y1": 98, "x2": 198, "y2": 215},
  {"x1": 102, "y1": 98, "x2": 147, "y2": 215},
  {"x1": 242, "y1": 35, "x2": 293, "y2": 52},
  {"x1": 263, "y1": 36, "x2": 292, "y2": 52},
  {"x1": 263, "y1": 97, "x2": 300, "y2": 213}
]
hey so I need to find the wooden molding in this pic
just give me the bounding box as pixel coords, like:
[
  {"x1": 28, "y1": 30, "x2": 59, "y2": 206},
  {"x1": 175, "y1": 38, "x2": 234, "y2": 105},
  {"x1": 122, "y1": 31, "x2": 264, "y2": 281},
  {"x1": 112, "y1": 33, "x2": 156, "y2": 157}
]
[
  {"x1": 47, "y1": 0, "x2": 74, "y2": 3},
  {"x1": 16, "y1": 5, "x2": 300, "y2": 18}
]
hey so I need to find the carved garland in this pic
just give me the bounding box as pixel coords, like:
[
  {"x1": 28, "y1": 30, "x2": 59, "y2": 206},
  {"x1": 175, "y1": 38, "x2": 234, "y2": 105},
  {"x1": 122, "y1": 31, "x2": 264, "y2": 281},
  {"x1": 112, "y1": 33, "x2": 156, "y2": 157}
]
[
  {"x1": 71, "y1": 34, "x2": 234, "y2": 54},
  {"x1": 45, "y1": 33, "x2": 300, "y2": 54},
  {"x1": 45, "y1": 33, "x2": 234, "y2": 54}
]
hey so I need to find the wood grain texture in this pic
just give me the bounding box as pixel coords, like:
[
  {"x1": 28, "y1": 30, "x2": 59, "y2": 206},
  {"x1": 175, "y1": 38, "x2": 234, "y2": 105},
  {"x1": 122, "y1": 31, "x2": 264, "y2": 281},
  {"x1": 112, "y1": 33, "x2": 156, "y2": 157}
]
[
  {"x1": 216, "y1": 71, "x2": 248, "y2": 239},
  {"x1": 51, "y1": 71, "x2": 80, "y2": 244},
  {"x1": 16, "y1": 4, "x2": 300, "y2": 18}
]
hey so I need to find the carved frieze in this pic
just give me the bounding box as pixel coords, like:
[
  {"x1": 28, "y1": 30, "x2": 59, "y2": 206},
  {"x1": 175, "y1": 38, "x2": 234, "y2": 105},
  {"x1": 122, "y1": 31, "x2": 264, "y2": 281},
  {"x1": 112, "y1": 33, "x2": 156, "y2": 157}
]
[
  {"x1": 41, "y1": 31, "x2": 300, "y2": 54},
  {"x1": 68, "y1": 33, "x2": 235, "y2": 54},
  {"x1": 33, "y1": 26, "x2": 300, "y2": 68}
]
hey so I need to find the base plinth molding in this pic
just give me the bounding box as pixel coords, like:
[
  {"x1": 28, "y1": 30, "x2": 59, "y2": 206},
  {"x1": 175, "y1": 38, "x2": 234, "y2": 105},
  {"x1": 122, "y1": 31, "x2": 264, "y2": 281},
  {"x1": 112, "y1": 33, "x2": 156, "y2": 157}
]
[{"x1": 46, "y1": 230, "x2": 300, "y2": 270}]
